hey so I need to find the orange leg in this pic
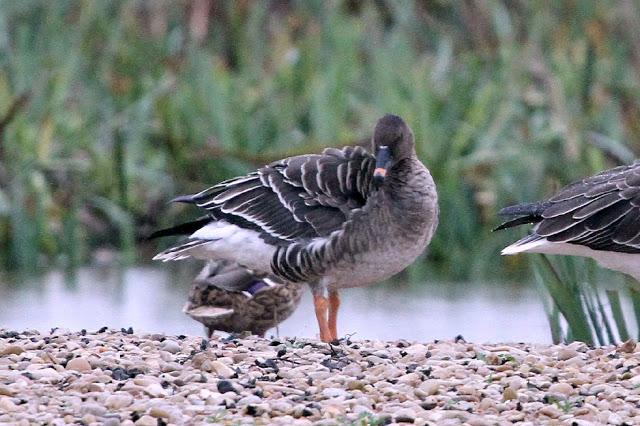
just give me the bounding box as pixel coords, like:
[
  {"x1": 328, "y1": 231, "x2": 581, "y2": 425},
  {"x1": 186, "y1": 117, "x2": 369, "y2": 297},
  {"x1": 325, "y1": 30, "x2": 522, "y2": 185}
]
[
  {"x1": 313, "y1": 294, "x2": 331, "y2": 342},
  {"x1": 328, "y1": 290, "x2": 340, "y2": 342}
]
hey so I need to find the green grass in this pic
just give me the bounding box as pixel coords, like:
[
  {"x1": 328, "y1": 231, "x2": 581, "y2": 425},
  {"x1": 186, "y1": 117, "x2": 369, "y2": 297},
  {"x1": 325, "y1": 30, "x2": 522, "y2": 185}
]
[
  {"x1": 534, "y1": 255, "x2": 640, "y2": 345},
  {"x1": 1, "y1": 0, "x2": 640, "y2": 288}
]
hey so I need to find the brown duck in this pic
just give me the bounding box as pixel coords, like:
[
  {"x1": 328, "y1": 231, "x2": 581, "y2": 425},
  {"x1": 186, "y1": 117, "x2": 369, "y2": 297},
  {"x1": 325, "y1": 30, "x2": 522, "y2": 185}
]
[{"x1": 184, "y1": 260, "x2": 303, "y2": 337}]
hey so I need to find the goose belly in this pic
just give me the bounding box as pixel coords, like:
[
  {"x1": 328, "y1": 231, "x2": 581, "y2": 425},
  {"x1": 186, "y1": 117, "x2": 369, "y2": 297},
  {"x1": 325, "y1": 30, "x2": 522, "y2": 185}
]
[{"x1": 326, "y1": 243, "x2": 426, "y2": 289}]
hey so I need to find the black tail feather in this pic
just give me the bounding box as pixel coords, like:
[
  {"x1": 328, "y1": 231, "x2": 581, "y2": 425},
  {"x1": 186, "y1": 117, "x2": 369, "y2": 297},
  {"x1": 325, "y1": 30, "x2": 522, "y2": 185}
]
[
  {"x1": 148, "y1": 217, "x2": 211, "y2": 240},
  {"x1": 498, "y1": 201, "x2": 550, "y2": 217},
  {"x1": 493, "y1": 201, "x2": 551, "y2": 232},
  {"x1": 493, "y1": 215, "x2": 540, "y2": 231}
]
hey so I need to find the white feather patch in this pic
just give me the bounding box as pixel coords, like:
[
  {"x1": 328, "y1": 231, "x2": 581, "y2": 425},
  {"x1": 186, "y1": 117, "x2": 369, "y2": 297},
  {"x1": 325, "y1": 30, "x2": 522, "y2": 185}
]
[
  {"x1": 502, "y1": 237, "x2": 640, "y2": 281},
  {"x1": 158, "y1": 221, "x2": 276, "y2": 273}
]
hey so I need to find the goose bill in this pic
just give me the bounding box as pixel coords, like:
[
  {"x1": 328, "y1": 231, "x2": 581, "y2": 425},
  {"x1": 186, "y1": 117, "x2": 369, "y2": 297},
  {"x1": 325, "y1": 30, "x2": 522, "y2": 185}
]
[{"x1": 373, "y1": 145, "x2": 391, "y2": 185}]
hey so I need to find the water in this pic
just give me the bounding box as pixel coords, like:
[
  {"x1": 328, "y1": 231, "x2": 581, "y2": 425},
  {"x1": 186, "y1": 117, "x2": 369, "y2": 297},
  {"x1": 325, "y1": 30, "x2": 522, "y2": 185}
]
[{"x1": 0, "y1": 265, "x2": 551, "y2": 343}]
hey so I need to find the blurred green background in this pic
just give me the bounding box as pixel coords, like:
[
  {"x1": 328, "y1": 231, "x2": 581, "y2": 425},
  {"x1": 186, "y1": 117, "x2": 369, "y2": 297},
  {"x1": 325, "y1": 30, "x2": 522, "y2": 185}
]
[{"x1": 1, "y1": 0, "x2": 639, "y2": 284}]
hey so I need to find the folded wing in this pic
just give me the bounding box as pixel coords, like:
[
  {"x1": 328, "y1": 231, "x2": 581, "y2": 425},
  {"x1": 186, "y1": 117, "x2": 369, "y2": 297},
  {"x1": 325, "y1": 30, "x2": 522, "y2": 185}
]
[{"x1": 178, "y1": 145, "x2": 375, "y2": 245}]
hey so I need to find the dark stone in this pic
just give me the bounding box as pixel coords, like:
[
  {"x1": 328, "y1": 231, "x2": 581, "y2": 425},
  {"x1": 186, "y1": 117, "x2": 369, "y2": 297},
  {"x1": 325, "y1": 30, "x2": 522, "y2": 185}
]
[
  {"x1": 110, "y1": 367, "x2": 145, "y2": 381},
  {"x1": 421, "y1": 401, "x2": 437, "y2": 410},
  {"x1": 421, "y1": 367, "x2": 432, "y2": 378},
  {"x1": 217, "y1": 380, "x2": 237, "y2": 394},
  {"x1": 255, "y1": 358, "x2": 278, "y2": 372},
  {"x1": 200, "y1": 339, "x2": 209, "y2": 351},
  {"x1": 394, "y1": 414, "x2": 415, "y2": 423}
]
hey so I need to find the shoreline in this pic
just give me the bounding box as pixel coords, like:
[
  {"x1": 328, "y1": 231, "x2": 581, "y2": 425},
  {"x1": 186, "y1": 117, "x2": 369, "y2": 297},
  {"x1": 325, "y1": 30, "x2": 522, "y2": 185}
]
[{"x1": 1, "y1": 328, "x2": 639, "y2": 425}]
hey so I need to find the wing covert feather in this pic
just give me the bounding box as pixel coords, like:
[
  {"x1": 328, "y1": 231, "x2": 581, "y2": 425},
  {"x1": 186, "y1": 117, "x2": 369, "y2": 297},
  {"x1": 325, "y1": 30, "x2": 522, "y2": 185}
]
[{"x1": 188, "y1": 145, "x2": 375, "y2": 244}]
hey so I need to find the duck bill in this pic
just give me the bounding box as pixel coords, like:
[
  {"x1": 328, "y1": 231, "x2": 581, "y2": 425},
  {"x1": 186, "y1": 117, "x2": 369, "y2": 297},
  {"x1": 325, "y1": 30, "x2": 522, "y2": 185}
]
[{"x1": 373, "y1": 145, "x2": 391, "y2": 186}]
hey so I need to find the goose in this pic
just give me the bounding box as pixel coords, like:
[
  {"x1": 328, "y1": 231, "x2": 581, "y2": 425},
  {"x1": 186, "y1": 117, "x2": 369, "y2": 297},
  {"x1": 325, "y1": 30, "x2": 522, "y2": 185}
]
[
  {"x1": 184, "y1": 260, "x2": 303, "y2": 337},
  {"x1": 152, "y1": 114, "x2": 439, "y2": 342},
  {"x1": 496, "y1": 162, "x2": 640, "y2": 281}
]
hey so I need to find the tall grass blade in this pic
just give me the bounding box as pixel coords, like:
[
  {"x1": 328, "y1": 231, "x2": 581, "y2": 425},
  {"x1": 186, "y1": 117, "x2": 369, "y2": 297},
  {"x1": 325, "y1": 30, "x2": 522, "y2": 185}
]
[
  {"x1": 606, "y1": 289, "x2": 630, "y2": 342},
  {"x1": 532, "y1": 255, "x2": 593, "y2": 345}
]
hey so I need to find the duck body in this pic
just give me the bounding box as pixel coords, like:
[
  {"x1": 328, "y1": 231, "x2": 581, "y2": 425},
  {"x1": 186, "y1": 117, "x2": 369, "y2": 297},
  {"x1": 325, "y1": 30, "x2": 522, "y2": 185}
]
[
  {"x1": 497, "y1": 161, "x2": 640, "y2": 280},
  {"x1": 153, "y1": 114, "x2": 438, "y2": 341},
  {"x1": 184, "y1": 260, "x2": 303, "y2": 337}
]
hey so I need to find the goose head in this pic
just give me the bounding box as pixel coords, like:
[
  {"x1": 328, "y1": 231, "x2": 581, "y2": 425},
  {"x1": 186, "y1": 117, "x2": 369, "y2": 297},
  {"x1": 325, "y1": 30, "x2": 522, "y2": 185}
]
[{"x1": 372, "y1": 114, "x2": 415, "y2": 186}]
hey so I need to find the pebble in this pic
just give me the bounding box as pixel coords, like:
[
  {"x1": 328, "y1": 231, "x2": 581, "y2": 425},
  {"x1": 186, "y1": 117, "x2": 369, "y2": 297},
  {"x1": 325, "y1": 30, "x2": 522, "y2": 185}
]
[
  {"x1": 0, "y1": 397, "x2": 18, "y2": 412},
  {"x1": 556, "y1": 348, "x2": 579, "y2": 361},
  {"x1": 80, "y1": 403, "x2": 107, "y2": 417},
  {"x1": 502, "y1": 387, "x2": 517, "y2": 401},
  {"x1": 217, "y1": 379, "x2": 238, "y2": 394},
  {"x1": 539, "y1": 406, "x2": 562, "y2": 419},
  {"x1": 149, "y1": 406, "x2": 173, "y2": 418},
  {"x1": 105, "y1": 394, "x2": 133, "y2": 409},
  {"x1": 321, "y1": 387, "x2": 349, "y2": 399},
  {"x1": 211, "y1": 360, "x2": 235, "y2": 378},
  {"x1": 394, "y1": 407, "x2": 416, "y2": 423},
  {"x1": 144, "y1": 383, "x2": 168, "y2": 397},
  {"x1": 1, "y1": 328, "x2": 639, "y2": 424},
  {"x1": 134, "y1": 415, "x2": 157, "y2": 426},
  {"x1": 66, "y1": 357, "x2": 92, "y2": 372},
  {"x1": 548, "y1": 382, "x2": 574, "y2": 396},
  {"x1": 618, "y1": 339, "x2": 637, "y2": 353},
  {"x1": 160, "y1": 340, "x2": 181, "y2": 354},
  {"x1": 418, "y1": 380, "x2": 440, "y2": 396},
  {"x1": 0, "y1": 385, "x2": 14, "y2": 396},
  {"x1": 238, "y1": 395, "x2": 262, "y2": 405},
  {"x1": 103, "y1": 418, "x2": 121, "y2": 426},
  {"x1": 82, "y1": 414, "x2": 96, "y2": 424},
  {"x1": 0, "y1": 345, "x2": 25, "y2": 355},
  {"x1": 347, "y1": 380, "x2": 365, "y2": 390}
]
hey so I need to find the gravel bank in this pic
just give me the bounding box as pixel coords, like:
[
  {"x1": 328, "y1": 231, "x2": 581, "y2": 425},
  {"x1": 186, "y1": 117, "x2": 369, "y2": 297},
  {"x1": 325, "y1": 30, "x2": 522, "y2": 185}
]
[{"x1": 1, "y1": 328, "x2": 639, "y2": 425}]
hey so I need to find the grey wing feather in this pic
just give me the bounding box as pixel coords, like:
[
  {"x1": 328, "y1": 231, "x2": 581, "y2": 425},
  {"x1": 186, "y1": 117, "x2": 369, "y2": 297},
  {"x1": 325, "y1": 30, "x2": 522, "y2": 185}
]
[
  {"x1": 183, "y1": 145, "x2": 375, "y2": 244},
  {"x1": 501, "y1": 161, "x2": 640, "y2": 253}
]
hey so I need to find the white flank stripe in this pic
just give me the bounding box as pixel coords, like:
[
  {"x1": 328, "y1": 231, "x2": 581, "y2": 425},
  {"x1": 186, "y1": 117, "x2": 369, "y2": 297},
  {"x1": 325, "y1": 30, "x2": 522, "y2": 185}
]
[
  {"x1": 337, "y1": 163, "x2": 346, "y2": 194},
  {"x1": 502, "y1": 237, "x2": 640, "y2": 282},
  {"x1": 263, "y1": 278, "x2": 277, "y2": 287}
]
